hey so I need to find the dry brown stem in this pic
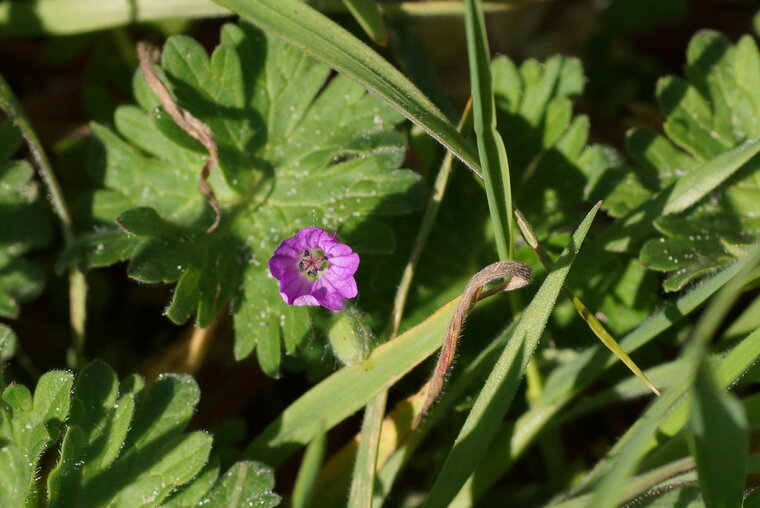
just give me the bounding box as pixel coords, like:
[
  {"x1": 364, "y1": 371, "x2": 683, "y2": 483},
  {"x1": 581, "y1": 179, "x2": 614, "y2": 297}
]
[
  {"x1": 136, "y1": 41, "x2": 221, "y2": 233},
  {"x1": 414, "y1": 260, "x2": 531, "y2": 428}
]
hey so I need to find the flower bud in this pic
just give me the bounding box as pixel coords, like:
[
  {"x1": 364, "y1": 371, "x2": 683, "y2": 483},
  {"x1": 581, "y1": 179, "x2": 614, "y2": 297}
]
[{"x1": 328, "y1": 310, "x2": 371, "y2": 366}]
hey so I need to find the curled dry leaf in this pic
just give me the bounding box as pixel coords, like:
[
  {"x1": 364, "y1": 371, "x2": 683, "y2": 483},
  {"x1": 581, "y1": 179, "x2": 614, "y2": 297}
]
[
  {"x1": 414, "y1": 260, "x2": 532, "y2": 428},
  {"x1": 136, "y1": 41, "x2": 222, "y2": 233}
]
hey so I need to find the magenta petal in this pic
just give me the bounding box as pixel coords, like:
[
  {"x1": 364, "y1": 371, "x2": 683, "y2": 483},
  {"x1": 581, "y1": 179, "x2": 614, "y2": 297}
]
[
  {"x1": 333, "y1": 275, "x2": 358, "y2": 298},
  {"x1": 312, "y1": 277, "x2": 347, "y2": 310},
  {"x1": 279, "y1": 273, "x2": 314, "y2": 305},
  {"x1": 269, "y1": 254, "x2": 298, "y2": 279},
  {"x1": 324, "y1": 242, "x2": 353, "y2": 257},
  {"x1": 292, "y1": 293, "x2": 321, "y2": 307},
  {"x1": 327, "y1": 253, "x2": 360, "y2": 279}
]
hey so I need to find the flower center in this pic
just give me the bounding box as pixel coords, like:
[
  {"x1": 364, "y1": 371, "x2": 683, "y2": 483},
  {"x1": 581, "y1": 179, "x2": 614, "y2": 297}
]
[{"x1": 298, "y1": 249, "x2": 329, "y2": 280}]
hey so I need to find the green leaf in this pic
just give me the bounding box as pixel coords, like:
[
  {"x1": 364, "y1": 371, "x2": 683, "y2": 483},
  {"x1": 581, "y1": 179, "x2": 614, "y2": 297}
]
[
  {"x1": 423, "y1": 202, "x2": 601, "y2": 508},
  {"x1": 41, "y1": 360, "x2": 282, "y2": 507},
  {"x1": 161, "y1": 456, "x2": 221, "y2": 507},
  {"x1": 465, "y1": 0, "x2": 513, "y2": 259},
  {"x1": 47, "y1": 361, "x2": 213, "y2": 507},
  {"x1": 0, "y1": 370, "x2": 73, "y2": 506},
  {"x1": 443, "y1": 4, "x2": 507, "y2": 262},
  {"x1": 0, "y1": 157, "x2": 51, "y2": 319},
  {"x1": 78, "y1": 22, "x2": 426, "y2": 375},
  {"x1": 493, "y1": 54, "x2": 615, "y2": 235},
  {"x1": 633, "y1": 31, "x2": 760, "y2": 291},
  {"x1": 199, "y1": 462, "x2": 280, "y2": 507},
  {"x1": 663, "y1": 138, "x2": 760, "y2": 215},
  {"x1": 688, "y1": 361, "x2": 748, "y2": 508},
  {"x1": 291, "y1": 432, "x2": 326, "y2": 508},
  {"x1": 211, "y1": 0, "x2": 481, "y2": 173}
]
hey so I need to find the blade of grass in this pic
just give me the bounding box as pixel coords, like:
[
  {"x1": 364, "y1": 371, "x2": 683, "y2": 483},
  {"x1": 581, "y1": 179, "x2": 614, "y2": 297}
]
[
  {"x1": 0, "y1": 1, "x2": 519, "y2": 37},
  {"x1": 213, "y1": 0, "x2": 482, "y2": 175},
  {"x1": 464, "y1": 0, "x2": 513, "y2": 259},
  {"x1": 565, "y1": 246, "x2": 760, "y2": 508},
  {"x1": 292, "y1": 431, "x2": 327, "y2": 508},
  {"x1": 312, "y1": 321, "x2": 516, "y2": 506},
  {"x1": 383, "y1": 1, "x2": 524, "y2": 17},
  {"x1": 243, "y1": 298, "x2": 457, "y2": 466},
  {"x1": 341, "y1": 0, "x2": 387, "y2": 45},
  {"x1": 664, "y1": 137, "x2": 760, "y2": 214},
  {"x1": 566, "y1": 137, "x2": 760, "y2": 287},
  {"x1": 546, "y1": 457, "x2": 697, "y2": 508},
  {"x1": 422, "y1": 202, "x2": 601, "y2": 507},
  {"x1": 688, "y1": 360, "x2": 748, "y2": 508},
  {"x1": 450, "y1": 246, "x2": 760, "y2": 506},
  {"x1": 0, "y1": 0, "x2": 231, "y2": 36},
  {"x1": 515, "y1": 209, "x2": 659, "y2": 395},
  {"x1": 347, "y1": 391, "x2": 387, "y2": 508},
  {"x1": 553, "y1": 324, "x2": 760, "y2": 507}
]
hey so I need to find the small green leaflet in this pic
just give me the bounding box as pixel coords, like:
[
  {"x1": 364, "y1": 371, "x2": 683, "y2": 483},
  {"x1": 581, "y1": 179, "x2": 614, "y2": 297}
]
[
  {"x1": 0, "y1": 370, "x2": 73, "y2": 506},
  {"x1": 631, "y1": 32, "x2": 760, "y2": 291},
  {"x1": 73, "y1": 23, "x2": 425, "y2": 375}
]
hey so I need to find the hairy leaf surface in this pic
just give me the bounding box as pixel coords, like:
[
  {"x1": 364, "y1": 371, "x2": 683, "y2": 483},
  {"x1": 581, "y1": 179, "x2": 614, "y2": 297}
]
[{"x1": 75, "y1": 23, "x2": 425, "y2": 374}]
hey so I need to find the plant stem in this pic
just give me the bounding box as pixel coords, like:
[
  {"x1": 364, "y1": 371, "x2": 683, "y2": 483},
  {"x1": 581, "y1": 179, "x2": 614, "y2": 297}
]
[
  {"x1": 389, "y1": 102, "x2": 472, "y2": 337},
  {"x1": 0, "y1": 73, "x2": 87, "y2": 368}
]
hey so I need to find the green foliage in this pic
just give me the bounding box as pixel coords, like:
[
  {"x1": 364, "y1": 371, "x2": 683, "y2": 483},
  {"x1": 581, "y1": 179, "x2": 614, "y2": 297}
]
[
  {"x1": 466, "y1": 0, "x2": 513, "y2": 260},
  {"x1": 631, "y1": 32, "x2": 760, "y2": 291},
  {"x1": 688, "y1": 361, "x2": 748, "y2": 508},
  {"x1": 0, "y1": 370, "x2": 72, "y2": 505},
  {"x1": 74, "y1": 22, "x2": 425, "y2": 375},
  {"x1": 0, "y1": 323, "x2": 17, "y2": 363},
  {"x1": 2, "y1": 2, "x2": 760, "y2": 507},
  {"x1": 493, "y1": 53, "x2": 616, "y2": 235},
  {"x1": 0, "y1": 120, "x2": 51, "y2": 319},
  {"x1": 424, "y1": 203, "x2": 600, "y2": 507},
  {"x1": 213, "y1": 0, "x2": 481, "y2": 173},
  {"x1": 1, "y1": 361, "x2": 279, "y2": 507}
]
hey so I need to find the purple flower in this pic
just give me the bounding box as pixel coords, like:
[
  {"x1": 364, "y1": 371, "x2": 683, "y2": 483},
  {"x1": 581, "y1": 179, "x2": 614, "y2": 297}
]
[{"x1": 268, "y1": 227, "x2": 360, "y2": 310}]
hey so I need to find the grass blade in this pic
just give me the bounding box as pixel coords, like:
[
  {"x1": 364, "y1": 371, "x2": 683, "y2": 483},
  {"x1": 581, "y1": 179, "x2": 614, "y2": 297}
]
[
  {"x1": 664, "y1": 137, "x2": 760, "y2": 215},
  {"x1": 514, "y1": 209, "x2": 659, "y2": 395},
  {"x1": 464, "y1": 0, "x2": 513, "y2": 259},
  {"x1": 450, "y1": 242, "x2": 760, "y2": 506},
  {"x1": 347, "y1": 391, "x2": 387, "y2": 508},
  {"x1": 570, "y1": 246, "x2": 760, "y2": 508},
  {"x1": 341, "y1": 0, "x2": 387, "y2": 45},
  {"x1": 292, "y1": 431, "x2": 327, "y2": 508},
  {"x1": 688, "y1": 361, "x2": 748, "y2": 508},
  {"x1": 243, "y1": 299, "x2": 457, "y2": 466},
  {"x1": 423, "y1": 202, "x2": 601, "y2": 507},
  {"x1": 0, "y1": 0, "x2": 231, "y2": 36},
  {"x1": 213, "y1": 0, "x2": 481, "y2": 175}
]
